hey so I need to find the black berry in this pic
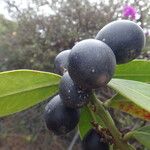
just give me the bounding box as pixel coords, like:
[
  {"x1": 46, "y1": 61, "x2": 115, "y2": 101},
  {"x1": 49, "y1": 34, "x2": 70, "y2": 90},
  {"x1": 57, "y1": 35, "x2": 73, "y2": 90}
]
[
  {"x1": 54, "y1": 49, "x2": 71, "y2": 75},
  {"x1": 82, "y1": 129, "x2": 109, "y2": 150},
  {"x1": 68, "y1": 39, "x2": 116, "y2": 89},
  {"x1": 59, "y1": 72, "x2": 92, "y2": 108},
  {"x1": 95, "y1": 20, "x2": 145, "y2": 64},
  {"x1": 44, "y1": 95, "x2": 80, "y2": 135}
]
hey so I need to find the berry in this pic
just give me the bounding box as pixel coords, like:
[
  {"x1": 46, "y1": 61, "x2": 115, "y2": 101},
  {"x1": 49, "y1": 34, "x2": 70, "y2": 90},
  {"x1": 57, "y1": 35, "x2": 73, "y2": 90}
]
[
  {"x1": 54, "y1": 50, "x2": 71, "y2": 75},
  {"x1": 68, "y1": 39, "x2": 116, "y2": 89},
  {"x1": 82, "y1": 129, "x2": 109, "y2": 150},
  {"x1": 59, "y1": 72, "x2": 92, "y2": 108},
  {"x1": 44, "y1": 95, "x2": 80, "y2": 135},
  {"x1": 95, "y1": 20, "x2": 145, "y2": 64}
]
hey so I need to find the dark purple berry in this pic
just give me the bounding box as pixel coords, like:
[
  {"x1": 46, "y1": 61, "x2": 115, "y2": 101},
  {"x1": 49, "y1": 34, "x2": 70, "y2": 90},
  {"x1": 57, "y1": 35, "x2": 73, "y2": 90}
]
[
  {"x1": 59, "y1": 72, "x2": 92, "y2": 108},
  {"x1": 44, "y1": 95, "x2": 80, "y2": 135},
  {"x1": 95, "y1": 20, "x2": 145, "y2": 64},
  {"x1": 82, "y1": 129, "x2": 109, "y2": 150},
  {"x1": 54, "y1": 50, "x2": 71, "y2": 75},
  {"x1": 68, "y1": 39, "x2": 116, "y2": 89}
]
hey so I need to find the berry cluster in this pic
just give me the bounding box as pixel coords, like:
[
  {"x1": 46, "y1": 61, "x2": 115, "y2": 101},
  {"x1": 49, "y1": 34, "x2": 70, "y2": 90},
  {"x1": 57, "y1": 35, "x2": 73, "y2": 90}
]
[{"x1": 44, "y1": 20, "x2": 145, "y2": 149}]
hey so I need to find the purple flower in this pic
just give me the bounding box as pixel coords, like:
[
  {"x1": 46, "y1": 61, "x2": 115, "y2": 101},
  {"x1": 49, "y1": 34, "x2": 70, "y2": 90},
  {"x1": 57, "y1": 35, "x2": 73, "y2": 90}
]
[{"x1": 123, "y1": 5, "x2": 136, "y2": 19}]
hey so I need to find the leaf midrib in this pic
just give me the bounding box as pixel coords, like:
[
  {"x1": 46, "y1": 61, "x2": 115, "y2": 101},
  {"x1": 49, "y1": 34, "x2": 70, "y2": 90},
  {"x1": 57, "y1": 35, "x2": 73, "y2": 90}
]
[
  {"x1": 109, "y1": 80, "x2": 150, "y2": 112},
  {"x1": 110, "y1": 80, "x2": 150, "y2": 100},
  {"x1": 0, "y1": 83, "x2": 59, "y2": 98}
]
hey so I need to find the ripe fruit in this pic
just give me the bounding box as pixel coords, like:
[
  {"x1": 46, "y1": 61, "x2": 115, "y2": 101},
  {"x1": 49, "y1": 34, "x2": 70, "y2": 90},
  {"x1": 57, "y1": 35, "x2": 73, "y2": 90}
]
[
  {"x1": 68, "y1": 39, "x2": 116, "y2": 89},
  {"x1": 44, "y1": 95, "x2": 80, "y2": 135},
  {"x1": 54, "y1": 49, "x2": 71, "y2": 75},
  {"x1": 82, "y1": 129, "x2": 109, "y2": 150},
  {"x1": 95, "y1": 20, "x2": 145, "y2": 64},
  {"x1": 59, "y1": 72, "x2": 92, "y2": 108}
]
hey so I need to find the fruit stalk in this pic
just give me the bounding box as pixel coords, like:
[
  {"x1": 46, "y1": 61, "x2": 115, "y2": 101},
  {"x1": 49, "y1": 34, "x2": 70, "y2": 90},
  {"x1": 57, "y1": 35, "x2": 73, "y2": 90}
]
[{"x1": 91, "y1": 93, "x2": 133, "y2": 150}]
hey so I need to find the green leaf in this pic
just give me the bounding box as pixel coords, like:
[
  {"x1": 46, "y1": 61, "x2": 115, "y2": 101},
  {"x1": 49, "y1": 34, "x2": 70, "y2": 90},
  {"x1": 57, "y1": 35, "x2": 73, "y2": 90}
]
[
  {"x1": 115, "y1": 60, "x2": 150, "y2": 82},
  {"x1": 0, "y1": 69, "x2": 61, "y2": 117},
  {"x1": 78, "y1": 106, "x2": 105, "y2": 139},
  {"x1": 78, "y1": 107, "x2": 93, "y2": 139},
  {"x1": 127, "y1": 126, "x2": 150, "y2": 149},
  {"x1": 108, "y1": 79, "x2": 150, "y2": 120},
  {"x1": 106, "y1": 94, "x2": 150, "y2": 120}
]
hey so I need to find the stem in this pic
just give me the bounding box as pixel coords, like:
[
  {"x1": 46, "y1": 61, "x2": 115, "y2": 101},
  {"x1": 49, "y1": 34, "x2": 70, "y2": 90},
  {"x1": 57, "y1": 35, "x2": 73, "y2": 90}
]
[
  {"x1": 67, "y1": 131, "x2": 79, "y2": 150},
  {"x1": 91, "y1": 94, "x2": 132, "y2": 150}
]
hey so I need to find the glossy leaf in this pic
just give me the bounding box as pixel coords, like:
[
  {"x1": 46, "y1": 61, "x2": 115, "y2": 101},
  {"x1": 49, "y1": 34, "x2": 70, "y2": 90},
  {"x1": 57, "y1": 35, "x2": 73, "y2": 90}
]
[
  {"x1": 78, "y1": 106, "x2": 105, "y2": 139},
  {"x1": 115, "y1": 60, "x2": 150, "y2": 82},
  {"x1": 0, "y1": 70, "x2": 61, "y2": 117},
  {"x1": 106, "y1": 94, "x2": 150, "y2": 120},
  {"x1": 108, "y1": 79, "x2": 150, "y2": 120},
  {"x1": 78, "y1": 107, "x2": 93, "y2": 139}
]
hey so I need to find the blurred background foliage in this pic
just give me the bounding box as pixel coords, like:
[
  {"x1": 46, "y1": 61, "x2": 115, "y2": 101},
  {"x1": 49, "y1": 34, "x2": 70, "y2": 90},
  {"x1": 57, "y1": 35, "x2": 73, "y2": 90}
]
[{"x1": 0, "y1": 0, "x2": 149, "y2": 149}]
